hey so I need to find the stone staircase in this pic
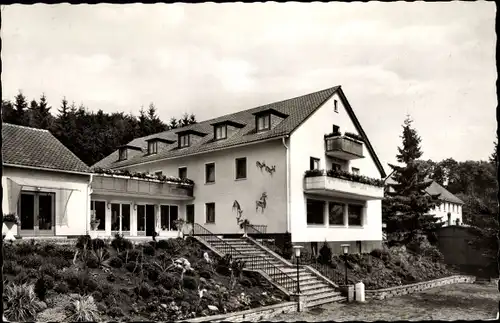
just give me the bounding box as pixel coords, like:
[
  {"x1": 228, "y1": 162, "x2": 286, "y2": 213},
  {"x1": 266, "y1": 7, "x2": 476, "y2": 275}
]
[{"x1": 209, "y1": 237, "x2": 345, "y2": 308}]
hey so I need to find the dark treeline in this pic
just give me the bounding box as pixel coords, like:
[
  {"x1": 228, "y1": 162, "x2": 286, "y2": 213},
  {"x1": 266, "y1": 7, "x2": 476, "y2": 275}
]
[{"x1": 1, "y1": 90, "x2": 197, "y2": 166}]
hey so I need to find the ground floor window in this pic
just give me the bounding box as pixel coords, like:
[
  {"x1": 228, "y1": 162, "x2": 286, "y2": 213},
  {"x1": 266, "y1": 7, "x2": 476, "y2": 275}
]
[
  {"x1": 91, "y1": 201, "x2": 106, "y2": 230},
  {"x1": 348, "y1": 204, "x2": 363, "y2": 226},
  {"x1": 18, "y1": 191, "x2": 55, "y2": 233},
  {"x1": 307, "y1": 199, "x2": 325, "y2": 225},
  {"x1": 328, "y1": 202, "x2": 344, "y2": 225},
  {"x1": 111, "y1": 203, "x2": 131, "y2": 234},
  {"x1": 160, "y1": 205, "x2": 179, "y2": 231}
]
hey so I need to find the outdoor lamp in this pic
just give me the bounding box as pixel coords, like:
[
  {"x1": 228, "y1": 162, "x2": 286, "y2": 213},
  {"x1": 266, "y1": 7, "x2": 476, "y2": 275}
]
[
  {"x1": 341, "y1": 244, "x2": 350, "y2": 286},
  {"x1": 292, "y1": 245, "x2": 303, "y2": 294}
]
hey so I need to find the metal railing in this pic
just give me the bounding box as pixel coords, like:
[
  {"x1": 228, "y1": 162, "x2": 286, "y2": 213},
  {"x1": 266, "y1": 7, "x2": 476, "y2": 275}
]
[
  {"x1": 245, "y1": 224, "x2": 287, "y2": 258},
  {"x1": 192, "y1": 223, "x2": 297, "y2": 292},
  {"x1": 301, "y1": 255, "x2": 344, "y2": 285},
  {"x1": 246, "y1": 224, "x2": 267, "y2": 234}
]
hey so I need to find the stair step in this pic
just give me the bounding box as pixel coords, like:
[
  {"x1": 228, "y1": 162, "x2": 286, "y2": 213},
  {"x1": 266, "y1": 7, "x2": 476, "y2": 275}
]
[
  {"x1": 300, "y1": 282, "x2": 330, "y2": 292},
  {"x1": 306, "y1": 295, "x2": 346, "y2": 308},
  {"x1": 302, "y1": 287, "x2": 335, "y2": 296},
  {"x1": 306, "y1": 291, "x2": 342, "y2": 302}
]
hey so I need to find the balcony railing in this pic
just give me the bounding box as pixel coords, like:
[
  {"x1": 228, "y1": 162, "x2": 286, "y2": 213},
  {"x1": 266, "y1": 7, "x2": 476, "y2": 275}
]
[
  {"x1": 91, "y1": 174, "x2": 194, "y2": 199},
  {"x1": 325, "y1": 136, "x2": 363, "y2": 159}
]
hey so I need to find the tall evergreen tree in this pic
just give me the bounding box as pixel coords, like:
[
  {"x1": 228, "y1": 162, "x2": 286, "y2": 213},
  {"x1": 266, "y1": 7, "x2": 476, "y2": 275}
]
[
  {"x1": 382, "y1": 116, "x2": 443, "y2": 245},
  {"x1": 13, "y1": 91, "x2": 29, "y2": 126},
  {"x1": 147, "y1": 103, "x2": 167, "y2": 134},
  {"x1": 1, "y1": 100, "x2": 16, "y2": 123},
  {"x1": 169, "y1": 117, "x2": 178, "y2": 129},
  {"x1": 29, "y1": 94, "x2": 53, "y2": 129},
  {"x1": 490, "y1": 134, "x2": 498, "y2": 166}
]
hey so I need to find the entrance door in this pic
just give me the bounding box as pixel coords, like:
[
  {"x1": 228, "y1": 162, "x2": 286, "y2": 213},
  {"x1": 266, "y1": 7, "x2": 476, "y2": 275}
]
[
  {"x1": 145, "y1": 205, "x2": 155, "y2": 236},
  {"x1": 18, "y1": 191, "x2": 55, "y2": 236}
]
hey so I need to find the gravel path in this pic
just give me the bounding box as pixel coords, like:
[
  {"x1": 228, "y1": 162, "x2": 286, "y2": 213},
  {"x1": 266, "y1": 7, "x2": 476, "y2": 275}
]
[{"x1": 270, "y1": 283, "x2": 499, "y2": 321}]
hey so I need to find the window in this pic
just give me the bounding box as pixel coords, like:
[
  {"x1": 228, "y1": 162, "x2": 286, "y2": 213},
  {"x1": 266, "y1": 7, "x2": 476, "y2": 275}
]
[
  {"x1": 160, "y1": 205, "x2": 179, "y2": 231},
  {"x1": 235, "y1": 158, "x2": 247, "y2": 179},
  {"x1": 90, "y1": 201, "x2": 106, "y2": 231},
  {"x1": 332, "y1": 124, "x2": 340, "y2": 134},
  {"x1": 310, "y1": 157, "x2": 320, "y2": 171},
  {"x1": 334, "y1": 100, "x2": 338, "y2": 113},
  {"x1": 148, "y1": 141, "x2": 158, "y2": 155},
  {"x1": 179, "y1": 134, "x2": 190, "y2": 148},
  {"x1": 348, "y1": 204, "x2": 363, "y2": 226},
  {"x1": 215, "y1": 125, "x2": 227, "y2": 140},
  {"x1": 307, "y1": 199, "x2": 325, "y2": 225},
  {"x1": 118, "y1": 148, "x2": 127, "y2": 161},
  {"x1": 351, "y1": 167, "x2": 360, "y2": 175},
  {"x1": 111, "y1": 203, "x2": 130, "y2": 233},
  {"x1": 178, "y1": 167, "x2": 187, "y2": 179},
  {"x1": 256, "y1": 114, "x2": 271, "y2": 131},
  {"x1": 155, "y1": 171, "x2": 163, "y2": 176},
  {"x1": 205, "y1": 163, "x2": 215, "y2": 183},
  {"x1": 328, "y1": 202, "x2": 344, "y2": 225},
  {"x1": 332, "y1": 163, "x2": 342, "y2": 171},
  {"x1": 206, "y1": 203, "x2": 215, "y2": 223}
]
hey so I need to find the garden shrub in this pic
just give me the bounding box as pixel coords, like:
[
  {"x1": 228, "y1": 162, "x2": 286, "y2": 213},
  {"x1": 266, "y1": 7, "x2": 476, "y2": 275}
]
[
  {"x1": 145, "y1": 264, "x2": 161, "y2": 281},
  {"x1": 20, "y1": 254, "x2": 43, "y2": 269},
  {"x1": 91, "y1": 290, "x2": 103, "y2": 302},
  {"x1": 125, "y1": 261, "x2": 140, "y2": 273},
  {"x1": 239, "y1": 277, "x2": 253, "y2": 287},
  {"x1": 15, "y1": 241, "x2": 39, "y2": 257},
  {"x1": 157, "y1": 238, "x2": 178, "y2": 251},
  {"x1": 46, "y1": 256, "x2": 72, "y2": 270},
  {"x1": 76, "y1": 235, "x2": 92, "y2": 250},
  {"x1": 96, "y1": 303, "x2": 107, "y2": 314},
  {"x1": 99, "y1": 282, "x2": 114, "y2": 298},
  {"x1": 85, "y1": 277, "x2": 99, "y2": 293},
  {"x1": 65, "y1": 294, "x2": 100, "y2": 322},
  {"x1": 142, "y1": 244, "x2": 156, "y2": 256},
  {"x1": 34, "y1": 275, "x2": 55, "y2": 300},
  {"x1": 135, "y1": 282, "x2": 154, "y2": 299},
  {"x1": 107, "y1": 306, "x2": 125, "y2": 318},
  {"x1": 370, "y1": 248, "x2": 383, "y2": 258},
  {"x1": 318, "y1": 242, "x2": 332, "y2": 265},
  {"x1": 111, "y1": 233, "x2": 133, "y2": 251},
  {"x1": 199, "y1": 270, "x2": 211, "y2": 279},
  {"x1": 182, "y1": 276, "x2": 198, "y2": 290},
  {"x1": 109, "y1": 256, "x2": 123, "y2": 268},
  {"x1": 40, "y1": 263, "x2": 60, "y2": 278},
  {"x1": 91, "y1": 238, "x2": 106, "y2": 250},
  {"x1": 107, "y1": 273, "x2": 116, "y2": 282},
  {"x1": 86, "y1": 255, "x2": 99, "y2": 269},
  {"x1": 4, "y1": 283, "x2": 42, "y2": 322},
  {"x1": 159, "y1": 272, "x2": 180, "y2": 289},
  {"x1": 3, "y1": 260, "x2": 19, "y2": 275},
  {"x1": 54, "y1": 282, "x2": 69, "y2": 294}
]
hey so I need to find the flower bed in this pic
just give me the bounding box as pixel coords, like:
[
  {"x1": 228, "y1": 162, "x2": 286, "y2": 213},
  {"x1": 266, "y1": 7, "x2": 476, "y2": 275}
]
[
  {"x1": 92, "y1": 167, "x2": 194, "y2": 185},
  {"x1": 2, "y1": 236, "x2": 287, "y2": 322},
  {"x1": 304, "y1": 169, "x2": 384, "y2": 187}
]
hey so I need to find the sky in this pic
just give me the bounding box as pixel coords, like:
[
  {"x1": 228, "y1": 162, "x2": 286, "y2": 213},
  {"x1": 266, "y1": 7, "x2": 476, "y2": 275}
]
[{"x1": 1, "y1": 2, "x2": 497, "y2": 170}]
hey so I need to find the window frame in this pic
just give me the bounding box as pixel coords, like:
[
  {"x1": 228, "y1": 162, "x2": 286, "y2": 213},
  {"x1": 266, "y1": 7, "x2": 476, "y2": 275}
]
[
  {"x1": 235, "y1": 157, "x2": 247, "y2": 180},
  {"x1": 148, "y1": 141, "x2": 158, "y2": 155},
  {"x1": 118, "y1": 148, "x2": 127, "y2": 161},
  {"x1": 205, "y1": 162, "x2": 216, "y2": 184},
  {"x1": 214, "y1": 124, "x2": 228, "y2": 140},
  {"x1": 306, "y1": 199, "x2": 326, "y2": 225},
  {"x1": 205, "y1": 202, "x2": 216, "y2": 224},
  {"x1": 347, "y1": 204, "x2": 363, "y2": 227},
  {"x1": 178, "y1": 167, "x2": 188, "y2": 179},
  {"x1": 328, "y1": 201, "x2": 345, "y2": 226},
  {"x1": 178, "y1": 134, "x2": 190, "y2": 148},
  {"x1": 256, "y1": 114, "x2": 271, "y2": 132},
  {"x1": 310, "y1": 157, "x2": 320, "y2": 171},
  {"x1": 90, "y1": 200, "x2": 106, "y2": 231}
]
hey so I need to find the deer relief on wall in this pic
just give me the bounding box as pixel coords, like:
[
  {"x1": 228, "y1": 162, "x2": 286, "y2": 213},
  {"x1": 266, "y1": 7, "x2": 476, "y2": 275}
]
[
  {"x1": 256, "y1": 161, "x2": 276, "y2": 176},
  {"x1": 232, "y1": 200, "x2": 244, "y2": 224},
  {"x1": 256, "y1": 192, "x2": 268, "y2": 213}
]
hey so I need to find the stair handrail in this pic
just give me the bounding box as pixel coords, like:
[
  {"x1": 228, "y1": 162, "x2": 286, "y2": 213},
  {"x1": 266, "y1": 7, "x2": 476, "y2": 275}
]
[
  {"x1": 245, "y1": 224, "x2": 285, "y2": 257},
  {"x1": 192, "y1": 223, "x2": 298, "y2": 292}
]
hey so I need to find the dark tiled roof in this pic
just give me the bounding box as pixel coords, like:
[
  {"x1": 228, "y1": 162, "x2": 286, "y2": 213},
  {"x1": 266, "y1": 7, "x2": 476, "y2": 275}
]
[
  {"x1": 92, "y1": 86, "x2": 386, "y2": 177},
  {"x1": 385, "y1": 173, "x2": 464, "y2": 204},
  {"x1": 2, "y1": 123, "x2": 91, "y2": 174}
]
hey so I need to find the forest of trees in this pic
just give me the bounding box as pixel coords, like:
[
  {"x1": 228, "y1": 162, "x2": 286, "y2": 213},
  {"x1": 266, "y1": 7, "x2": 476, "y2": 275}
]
[{"x1": 1, "y1": 91, "x2": 197, "y2": 166}]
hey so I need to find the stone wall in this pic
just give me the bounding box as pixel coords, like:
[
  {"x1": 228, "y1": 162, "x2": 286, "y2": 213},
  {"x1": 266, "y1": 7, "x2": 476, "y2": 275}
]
[
  {"x1": 177, "y1": 302, "x2": 297, "y2": 323},
  {"x1": 365, "y1": 275, "x2": 476, "y2": 300}
]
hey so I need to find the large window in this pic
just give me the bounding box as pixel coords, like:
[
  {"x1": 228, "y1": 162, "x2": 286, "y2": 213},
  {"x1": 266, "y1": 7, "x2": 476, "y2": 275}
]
[
  {"x1": 179, "y1": 134, "x2": 190, "y2": 148},
  {"x1": 215, "y1": 125, "x2": 227, "y2": 140},
  {"x1": 307, "y1": 199, "x2": 325, "y2": 225},
  {"x1": 348, "y1": 204, "x2": 363, "y2": 226},
  {"x1": 329, "y1": 202, "x2": 344, "y2": 226},
  {"x1": 235, "y1": 158, "x2": 247, "y2": 179},
  {"x1": 205, "y1": 163, "x2": 215, "y2": 183},
  {"x1": 111, "y1": 203, "x2": 130, "y2": 233},
  {"x1": 206, "y1": 203, "x2": 215, "y2": 223},
  {"x1": 256, "y1": 114, "x2": 271, "y2": 131},
  {"x1": 178, "y1": 167, "x2": 187, "y2": 179},
  {"x1": 160, "y1": 205, "x2": 179, "y2": 231},
  {"x1": 91, "y1": 201, "x2": 106, "y2": 231}
]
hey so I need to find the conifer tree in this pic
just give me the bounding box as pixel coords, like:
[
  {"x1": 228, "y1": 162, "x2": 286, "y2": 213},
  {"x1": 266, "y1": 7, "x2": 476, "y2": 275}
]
[
  {"x1": 383, "y1": 116, "x2": 443, "y2": 245},
  {"x1": 13, "y1": 90, "x2": 29, "y2": 126}
]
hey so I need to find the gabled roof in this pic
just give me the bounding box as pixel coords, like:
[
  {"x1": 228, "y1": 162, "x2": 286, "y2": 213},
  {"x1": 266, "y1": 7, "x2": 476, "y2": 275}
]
[
  {"x1": 2, "y1": 123, "x2": 91, "y2": 174},
  {"x1": 92, "y1": 86, "x2": 386, "y2": 177},
  {"x1": 385, "y1": 171, "x2": 464, "y2": 205}
]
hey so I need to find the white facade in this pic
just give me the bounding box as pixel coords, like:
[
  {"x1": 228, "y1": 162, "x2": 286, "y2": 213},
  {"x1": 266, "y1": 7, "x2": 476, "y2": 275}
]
[
  {"x1": 431, "y1": 201, "x2": 463, "y2": 226},
  {"x1": 288, "y1": 93, "x2": 384, "y2": 245},
  {"x1": 2, "y1": 166, "x2": 91, "y2": 237}
]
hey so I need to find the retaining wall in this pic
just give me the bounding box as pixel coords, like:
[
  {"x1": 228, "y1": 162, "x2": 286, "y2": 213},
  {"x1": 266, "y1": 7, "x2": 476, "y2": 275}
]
[{"x1": 365, "y1": 275, "x2": 476, "y2": 300}]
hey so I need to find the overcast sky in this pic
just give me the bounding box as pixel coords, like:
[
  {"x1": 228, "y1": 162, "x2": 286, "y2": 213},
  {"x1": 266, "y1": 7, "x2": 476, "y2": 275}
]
[{"x1": 1, "y1": 2, "x2": 496, "y2": 170}]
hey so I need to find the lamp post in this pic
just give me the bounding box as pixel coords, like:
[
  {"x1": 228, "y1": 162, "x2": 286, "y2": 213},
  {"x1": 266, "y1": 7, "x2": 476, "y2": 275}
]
[
  {"x1": 341, "y1": 244, "x2": 350, "y2": 286},
  {"x1": 292, "y1": 245, "x2": 303, "y2": 312}
]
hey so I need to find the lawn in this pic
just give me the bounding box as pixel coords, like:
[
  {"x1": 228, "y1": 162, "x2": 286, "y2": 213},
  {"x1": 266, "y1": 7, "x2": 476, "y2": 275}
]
[
  {"x1": 269, "y1": 282, "x2": 499, "y2": 321},
  {"x1": 2, "y1": 236, "x2": 287, "y2": 322}
]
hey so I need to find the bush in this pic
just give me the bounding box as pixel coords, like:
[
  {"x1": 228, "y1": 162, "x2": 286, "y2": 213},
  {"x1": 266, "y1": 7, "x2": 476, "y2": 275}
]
[
  {"x1": 199, "y1": 270, "x2": 211, "y2": 279},
  {"x1": 15, "y1": 241, "x2": 39, "y2": 256},
  {"x1": 145, "y1": 264, "x2": 161, "y2": 281},
  {"x1": 156, "y1": 238, "x2": 178, "y2": 250},
  {"x1": 107, "y1": 306, "x2": 125, "y2": 318},
  {"x1": 111, "y1": 233, "x2": 133, "y2": 251},
  {"x1": 63, "y1": 270, "x2": 81, "y2": 289},
  {"x1": 91, "y1": 290, "x2": 103, "y2": 302},
  {"x1": 183, "y1": 276, "x2": 198, "y2": 290},
  {"x1": 54, "y1": 281, "x2": 69, "y2": 294},
  {"x1": 142, "y1": 244, "x2": 155, "y2": 256},
  {"x1": 91, "y1": 238, "x2": 106, "y2": 250},
  {"x1": 14, "y1": 268, "x2": 38, "y2": 284},
  {"x1": 109, "y1": 257, "x2": 123, "y2": 268},
  {"x1": 76, "y1": 235, "x2": 92, "y2": 250},
  {"x1": 3, "y1": 260, "x2": 21, "y2": 275},
  {"x1": 99, "y1": 282, "x2": 114, "y2": 298},
  {"x1": 318, "y1": 242, "x2": 332, "y2": 265},
  {"x1": 159, "y1": 272, "x2": 180, "y2": 289},
  {"x1": 34, "y1": 275, "x2": 55, "y2": 300},
  {"x1": 4, "y1": 283, "x2": 42, "y2": 321},
  {"x1": 20, "y1": 254, "x2": 43, "y2": 269},
  {"x1": 66, "y1": 295, "x2": 100, "y2": 322},
  {"x1": 370, "y1": 248, "x2": 383, "y2": 258},
  {"x1": 125, "y1": 261, "x2": 141, "y2": 273},
  {"x1": 240, "y1": 277, "x2": 253, "y2": 287},
  {"x1": 86, "y1": 255, "x2": 99, "y2": 269},
  {"x1": 135, "y1": 282, "x2": 154, "y2": 299},
  {"x1": 107, "y1": 273, "x2": 116, "y2": 283},
  {"x1": 46, "y1": 256, "x2": 72, "y2": 270},
  {"x1": 40, "y1": 263, "x2": 60, "y2": 279}
]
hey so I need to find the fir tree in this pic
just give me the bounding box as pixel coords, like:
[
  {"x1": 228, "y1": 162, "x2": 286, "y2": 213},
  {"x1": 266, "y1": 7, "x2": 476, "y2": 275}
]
[
  {"x1": 169, "y1": 117, "x2": 178, "y2": 129},
  {"x1": 383, "y1": 116, "x2": 443, "y2": 245},
  {"x1": 13, "y1": 90, "x2": 29, "y2": 126}
]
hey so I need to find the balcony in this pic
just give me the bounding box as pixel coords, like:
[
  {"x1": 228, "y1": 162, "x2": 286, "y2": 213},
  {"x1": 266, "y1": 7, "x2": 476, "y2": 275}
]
[
  {"x1": 325, "y1": 135, "x2": 363, "y2": 160},
  {"x1": 304, "y1": 170, "x2": 384, "y2": 200},
  {"x1": 91, "y1": 174, "x2": 194, "y2": 200}
]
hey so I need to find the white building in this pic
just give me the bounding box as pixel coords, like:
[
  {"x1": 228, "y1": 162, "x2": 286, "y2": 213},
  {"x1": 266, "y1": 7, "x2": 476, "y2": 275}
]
[
  {"x1": 2, "y1": 123, "x2": 92, "y2": 238},
  {"x1": 92, "y1": 86, "x2": 387, "y2": 253}
]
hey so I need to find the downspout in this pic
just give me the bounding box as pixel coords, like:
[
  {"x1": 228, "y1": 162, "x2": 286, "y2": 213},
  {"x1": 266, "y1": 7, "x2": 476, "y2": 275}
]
[
  {"x1": 281, "y1": 136, "x2": 291, "y2": 233},
  {"x1": 86, "y1": 173, "x2": 93, "y2": 235}
]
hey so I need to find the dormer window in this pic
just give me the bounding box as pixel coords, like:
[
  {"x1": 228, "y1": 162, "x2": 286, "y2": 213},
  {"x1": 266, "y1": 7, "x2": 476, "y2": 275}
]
[
  {"x1": 256, "y1": 114, "x2": 271, "y2": 132},
  {"x1": 179, "y1": 134, "x2": 190, "y2": 148},
  {"x1": 119, "y1": 148, "x2": 127, "y2": 161},
  {"x1": 148, "y1": 141, "x2": 158, "y2": 155},
  {"x1": 215, "y1": 125, "x2": 227, "y2": 140}
]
